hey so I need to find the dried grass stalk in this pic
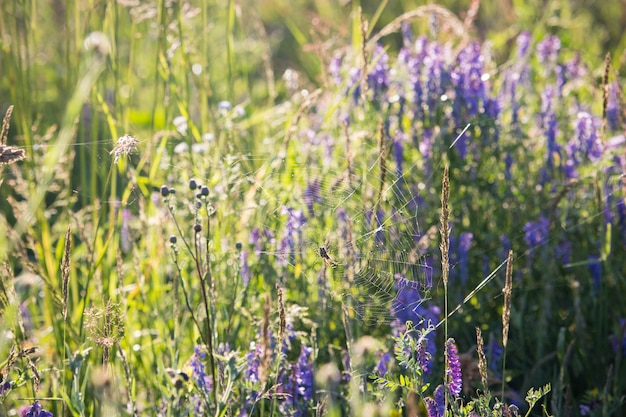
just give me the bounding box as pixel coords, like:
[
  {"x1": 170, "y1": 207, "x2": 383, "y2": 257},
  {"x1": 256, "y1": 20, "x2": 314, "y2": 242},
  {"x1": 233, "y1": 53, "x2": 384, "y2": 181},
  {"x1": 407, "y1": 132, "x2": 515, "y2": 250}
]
[
  {"x1": 61, "y1": 226, "x2": 71, "y2": 321},
  {"x1": 476, "y1": 327, "x2": 488, "y2": 392},
  {"x1": 502, "y1": 250, "x2": 513, "y2": 348},
  {"x1": 0, "y1": 105, "x2": 26, "y2": 165},
  {"x1": 440, "y1": 165, "x2": 450, "y2": 286}
]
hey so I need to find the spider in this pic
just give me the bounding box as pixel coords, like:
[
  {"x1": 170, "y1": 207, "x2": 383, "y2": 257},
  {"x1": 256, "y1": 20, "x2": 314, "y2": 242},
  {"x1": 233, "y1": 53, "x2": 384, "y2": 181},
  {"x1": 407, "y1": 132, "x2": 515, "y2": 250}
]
[{"x1": 318, "y1": 240, "x2": 338, "y2": 269}]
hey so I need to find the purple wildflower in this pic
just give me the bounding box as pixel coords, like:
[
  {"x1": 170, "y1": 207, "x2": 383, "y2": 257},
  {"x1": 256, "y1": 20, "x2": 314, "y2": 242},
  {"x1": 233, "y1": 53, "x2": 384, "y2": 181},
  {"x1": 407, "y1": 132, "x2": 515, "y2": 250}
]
[
  {"x1": 424, "y1": 398, "x2": 440, "y2": 417},
  {"x1": 19, "y1": 401, "x2": 53, "y2": 417},
  {"x1": 240, "y1": 250, "x2": 250, "y2": 286},
  {"x1": 607, "y1": 82, "x2": 620, "y2": 131},
  {"x1": 451, "y1": 42, "x2": 486, "y2": 117},
  {"x1": 419, "y1": 128, "x2": 435, "y2": 176},
  {"x1": 244, "y1": 342, "x2": 262, "y2": 384},
  {"x1": 609, "y1": 318, "x2": 626, "y2": 356},
  {"x1": 434, "y1": 384, "x2": 446, "y2": 414},
  {"x1": 368, "y1": 45, "x2": 390, "y2": 102},
  {"x1": 499, "y1": 234, "x2": 511, "y2": 261},
  {"x1": 303, "y1": 179, "x2": 322, "y2": 216},
  {"x1": 458, "y1": 232, "x2": 473, "y2": 285},
  {"x1": 588, "y1": 256, "x2": 602, "y2": 296},
  {"x1": 574, "y1": 111, "x2": 603, "y2": 162},
  {"x1": 445, "y1": 338, "x2": 462, "y2": 397},
  {"x1": 393, "y1": 131, "x2": 406, "y2": 178},
  {"x1": 486, "y1": 337, "x2": 503, "y2": 376},
  {"x1": 277, "y1": 207, "x2": 306, "y2": 267},
  {"x1": 523, "y1": 215, "x2": 550, "y2": 249},
  {"x1": 329, "y1": 52, "x2": 343, "y2": 86},
  {"x1": 190, "y1": 346, "x2": 212, "y2": 396},
  {"x1": 516, "y1": 31, "x2": 531, "y2": 57},
  {"x1": 540, "y1": 86, "x2": 560, "y2": 180},
  {"x1": 565, "y1": 53, "x2": 587, "y2": 82},
  {"x1": 121, "y1": 208, "x2": 132, "y2": 253},
  {"x1": 618, "y1": 195, "x2": 626, "y2": 243},
  {"x1": 0, "y1": 379, "x2": 10, "y2": 397},
  {"x1": 416, "y1": 337, "x2": 432, "y2": 374},
  {"x1": 374, "y1": 351, "x2": 393, "y2": 376},
  {"x1": 536, "y1": 34, "x2": 561, "y2": 64},
  {"x1": 392, "y1": 274, "x2": 424, "y2": 324},
  {"x1": 424, "y1": 386, "x2": 446, "y2": 417},
  {"x1": 555, "y1": 240, "x2": 572, "y2": 266},
  {"x1": 294, "y1": 345, "x2": 314, "y2": 402}
]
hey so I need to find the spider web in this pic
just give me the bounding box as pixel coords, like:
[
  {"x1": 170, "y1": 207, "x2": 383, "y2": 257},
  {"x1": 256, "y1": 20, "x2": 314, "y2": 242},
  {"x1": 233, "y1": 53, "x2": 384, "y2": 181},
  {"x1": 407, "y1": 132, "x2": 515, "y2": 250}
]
[{"x1": 239, "y1": 128, "x2": 445, "y2": 328}]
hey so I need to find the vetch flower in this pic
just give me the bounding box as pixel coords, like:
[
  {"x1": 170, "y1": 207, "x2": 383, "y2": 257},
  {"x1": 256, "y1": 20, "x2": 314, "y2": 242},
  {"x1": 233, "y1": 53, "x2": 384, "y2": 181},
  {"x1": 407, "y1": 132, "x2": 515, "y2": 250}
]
[
  {"x1": 19, "y1": 401, "x2": 53, "y2": 417},
  {"x1": 416, "y1": 337, "x2": 432, "y2": 374},
  {"x1": 445, "y1": 338, "x2": 462, "y2": 396},
  {"x1": 424, "y1": 397, "x2": 441, "y2": 417}
]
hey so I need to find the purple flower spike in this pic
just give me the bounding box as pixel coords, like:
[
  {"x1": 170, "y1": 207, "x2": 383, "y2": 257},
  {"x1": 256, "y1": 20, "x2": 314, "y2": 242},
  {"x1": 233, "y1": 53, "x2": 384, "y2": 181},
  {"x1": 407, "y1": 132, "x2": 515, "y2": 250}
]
[
  {"x1": 295, "y1": 345, "x2": 314, "y2": 402},
  {"x1": 445, "y1": 338, "x2": 463, "y2": 397},
  {"x1": 416, "y1": 337, "x2": 432, "y2": 374}
]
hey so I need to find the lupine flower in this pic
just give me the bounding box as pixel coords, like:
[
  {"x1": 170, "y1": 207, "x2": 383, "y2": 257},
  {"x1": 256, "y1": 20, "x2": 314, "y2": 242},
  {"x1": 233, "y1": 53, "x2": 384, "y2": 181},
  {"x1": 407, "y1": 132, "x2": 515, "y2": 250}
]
[
  {"x1": 19, "y1": 401, "x2": 53, "y2": 417},
  {"x1": 523, "y1": 215, "x2": 550, "y2": 249},
  {"x1": 445, "y1": 338, "x2": 463, "y2": 396}
]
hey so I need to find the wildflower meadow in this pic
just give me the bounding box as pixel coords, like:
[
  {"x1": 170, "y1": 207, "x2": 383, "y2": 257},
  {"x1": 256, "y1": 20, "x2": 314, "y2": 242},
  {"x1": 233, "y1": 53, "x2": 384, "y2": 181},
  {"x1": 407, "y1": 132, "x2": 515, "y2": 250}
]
[{"x1": 1, "y1": 1, "x2": 625, "y2": 416}]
